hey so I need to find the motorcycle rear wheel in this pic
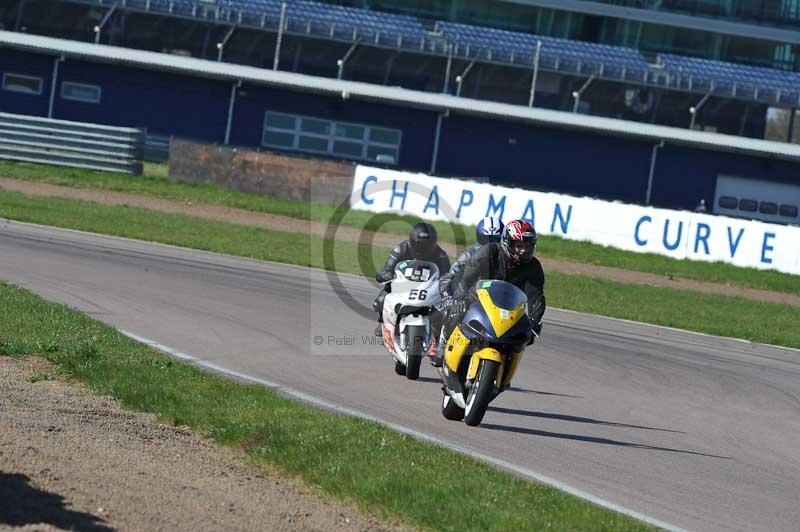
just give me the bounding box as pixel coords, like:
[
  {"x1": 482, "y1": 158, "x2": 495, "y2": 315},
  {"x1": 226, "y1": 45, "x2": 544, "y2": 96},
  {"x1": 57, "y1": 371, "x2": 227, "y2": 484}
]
[
  {"x1": 404, "y1": 325, "x2": 426, "y2": 380},
  {"x1": 464, "y1": 359, "x2": 499, "y2": 426}
]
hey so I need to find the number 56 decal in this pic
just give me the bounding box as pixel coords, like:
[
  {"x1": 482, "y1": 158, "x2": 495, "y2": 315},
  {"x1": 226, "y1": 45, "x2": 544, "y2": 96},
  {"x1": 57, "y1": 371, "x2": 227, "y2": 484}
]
[{"x1": 409, "y1": 289, "x2": 428, "y2": 300}]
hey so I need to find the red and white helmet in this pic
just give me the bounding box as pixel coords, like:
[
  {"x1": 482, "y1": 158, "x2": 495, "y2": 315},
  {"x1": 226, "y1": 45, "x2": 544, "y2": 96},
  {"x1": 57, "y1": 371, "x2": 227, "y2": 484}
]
[{"x1": 501, "y1": 220, "x2": 537, "y2": 265}]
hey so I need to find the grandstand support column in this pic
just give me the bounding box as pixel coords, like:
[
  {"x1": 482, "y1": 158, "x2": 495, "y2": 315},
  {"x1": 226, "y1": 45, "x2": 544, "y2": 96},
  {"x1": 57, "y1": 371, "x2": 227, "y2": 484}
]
[
  {"x1": 217, "y1": 26, "x2": 236, "y2": 62},
  {"x1": 224, "y1": 80, "x2": 242, "y2": 145},
  {"x1": 383, "y1": 53, "x2": 399, "y2": 85},
  {"x1": 93, "y1": 4, "x2": 117, "y2": 45},
  {"x1": 47, "y1": 55, "x2": 64, "y2": 119},
  {"x1": 430, "y1": 110, "x2": 449, "y2": 175},
  {"x1": 443, "y1": 45, "x2": 453, "y2": 94},
  {"x1": 455, "y1": 60, "x2": 477, "y2": 97},
  {"x1": 787, "y1": 109, "x2": 796, "y2": 142},
  {"x1": 689, "y1": 83, "x2": 714, "y2": 130},
  {"x1": 14, "y1": 0, "x2": 26, "y2": 32},
  {"x1": 337, "y1": 41, "x2": 361, "y2": 80},
  {"x1": 571, "y1": 74, "x2": 596, "y2": 113},
  {"x1": 528, "y1": 40, "x2": 542, "y2": 107},
  {"x1": 273, "y1": 2, "x2": 287, "y2": 70},
  {"x1": 646, "y1": 141, "x2": 664, "y2": 205},
  {"x1": 738, "y1": 104, "x2": 751, "y2": 137},
  {"x1": 292, "y1": 43, "x2": 304, "y2": 72},
  {"x1": 116, "y1": 11, "x2": 127, "y2": 48}
]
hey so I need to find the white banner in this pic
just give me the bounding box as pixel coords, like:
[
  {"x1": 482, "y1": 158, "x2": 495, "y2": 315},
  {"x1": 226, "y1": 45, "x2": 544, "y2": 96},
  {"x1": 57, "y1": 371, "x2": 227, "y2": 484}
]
[{"x1": 352, "y1": 165, "x2": 800, "y2": 276}]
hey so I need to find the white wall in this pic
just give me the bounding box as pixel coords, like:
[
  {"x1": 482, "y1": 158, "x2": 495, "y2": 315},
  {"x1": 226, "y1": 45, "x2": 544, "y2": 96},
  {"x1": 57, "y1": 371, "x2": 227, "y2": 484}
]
[{"x1": 351, "y1": 165, "x2": 800, "y2": 276}]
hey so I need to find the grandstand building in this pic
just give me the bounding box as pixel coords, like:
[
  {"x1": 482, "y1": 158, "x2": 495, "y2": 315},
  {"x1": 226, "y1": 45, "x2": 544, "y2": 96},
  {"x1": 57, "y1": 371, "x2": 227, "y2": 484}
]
[
  {"x1": 6, "y1": 0, "x2": 800, "y2": 138},
  {"x1": 1, "y1": 0, "x2": 799, "y2": 222}
]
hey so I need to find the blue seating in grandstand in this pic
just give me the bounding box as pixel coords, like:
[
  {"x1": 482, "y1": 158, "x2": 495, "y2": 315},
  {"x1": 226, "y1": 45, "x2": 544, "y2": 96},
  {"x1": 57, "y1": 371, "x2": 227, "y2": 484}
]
[
  {"x1": 223, "y1": 0, "x2": 426, "y2": 44},
  {"x1": 436, "y1": 21, "x2": 650, "y2": 78},
  {"x1": 657, "y1": 53, "x2": 800, "y2": 102},
  {"x1": 74, "y1": 0, "x2": 800, "y2": 105}
]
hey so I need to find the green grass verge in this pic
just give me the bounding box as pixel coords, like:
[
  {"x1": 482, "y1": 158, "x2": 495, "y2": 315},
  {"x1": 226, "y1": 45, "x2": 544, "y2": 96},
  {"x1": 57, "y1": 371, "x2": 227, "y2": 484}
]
[
  {"x1": 1, "y1": 160, "x2": 797, "y2": 296},
  {"x1": 0, "y1": 282, "x2": 652, "y2": 531},
  {"x1": 550, "y1": 273, "x2": 800, "y2": 348},
  {"x1": 1, "y1": 189, "x2": 799, "y2": 350},
  {"x1": 0, "y1": 189, "x2": 386, "y2": 274}
]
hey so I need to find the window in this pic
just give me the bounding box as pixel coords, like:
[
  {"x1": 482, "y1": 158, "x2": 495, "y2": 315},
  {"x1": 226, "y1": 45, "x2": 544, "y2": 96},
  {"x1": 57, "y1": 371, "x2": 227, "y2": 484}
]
[
  {"x1": 758, "y1": 201, "x2": 778, "y2": 215},
  {"x1": 332, "y1": 140, "x2": 363, "y2": 157},
  {"x1": 300, "y1": 117, "x2": 330, "y2": 135},
  {"x1": 369, "y1": 128, "x2": 401, "y2": 145},
  {"x1": 61, "y1": 81, "x2": 101, "y2": 103},
  {"x1": 2, "y1": 73, "x2": 43, "y2": 95},
  {"x1": 263, "y1": 129, "x2": 294, "y2": 148},
  {"x1": 779, "y1": 204, "x2": 799, "y2": 218},
  {"x1": 262, "y1": 111, "x2": 401, "y2": 164},
  {"x1": 716, "y1": 175, "x2": 800, "y2": 224},
  {"x1": 267, "y1": 112, "x2": 296, "y2": 130},
  {"x1": 738, "y1": 198, "x2": 758, "y2": 212}
]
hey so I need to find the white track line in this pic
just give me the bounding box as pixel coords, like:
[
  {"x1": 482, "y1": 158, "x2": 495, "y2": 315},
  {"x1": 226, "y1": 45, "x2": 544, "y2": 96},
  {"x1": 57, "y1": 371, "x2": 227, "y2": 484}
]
[{"x1": 120, "y1": 329, "x2": 689, "y2": 532}]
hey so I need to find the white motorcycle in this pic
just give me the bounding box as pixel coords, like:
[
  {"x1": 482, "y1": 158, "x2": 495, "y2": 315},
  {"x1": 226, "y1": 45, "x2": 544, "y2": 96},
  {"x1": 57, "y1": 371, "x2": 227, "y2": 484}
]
[{"x1": 379, "y1": 259, "x2": 442, "y2": 380}]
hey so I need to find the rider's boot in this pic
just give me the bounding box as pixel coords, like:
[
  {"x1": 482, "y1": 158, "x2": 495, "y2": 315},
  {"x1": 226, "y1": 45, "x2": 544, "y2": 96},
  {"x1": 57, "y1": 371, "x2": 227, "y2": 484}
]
[
  {"x1": 374, "y1": 319, "x2": 383, "y2": 337},
  {"x1": 430, "y1": 331, "x2": 446, "y2": 368}
]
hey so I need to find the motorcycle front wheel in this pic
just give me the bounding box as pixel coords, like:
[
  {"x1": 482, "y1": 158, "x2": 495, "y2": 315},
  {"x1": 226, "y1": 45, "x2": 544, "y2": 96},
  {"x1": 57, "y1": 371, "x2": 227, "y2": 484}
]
[
  {"x1": 404, "y1": 324, "x2": 426, "y2": 380},
  {"x1": 464, "y1": 359, "x2": 499, "y2": 426}
]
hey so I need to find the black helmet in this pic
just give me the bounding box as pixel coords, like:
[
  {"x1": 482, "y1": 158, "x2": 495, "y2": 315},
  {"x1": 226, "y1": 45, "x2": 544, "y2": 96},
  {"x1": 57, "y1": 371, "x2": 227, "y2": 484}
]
[
  {"x1": 501, "y1": 220, "x2": 537, "y2": 265},
  {"x1": 409, "y1": 222, "x2": 437, "y2": 258}
]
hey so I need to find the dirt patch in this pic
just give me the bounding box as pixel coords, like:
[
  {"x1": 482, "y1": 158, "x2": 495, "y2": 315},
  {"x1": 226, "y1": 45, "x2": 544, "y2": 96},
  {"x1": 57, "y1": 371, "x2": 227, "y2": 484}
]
[
  {"x1": 1, "y1": 177, "x2": 798, "y2": 308},
  {"x1": 0, "y1": 356, "x2": 405, "y2": 532}
]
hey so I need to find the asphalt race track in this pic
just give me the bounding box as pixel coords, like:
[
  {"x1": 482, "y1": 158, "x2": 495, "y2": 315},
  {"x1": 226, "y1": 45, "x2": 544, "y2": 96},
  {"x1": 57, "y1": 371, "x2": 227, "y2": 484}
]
[{"x1": 1, "y1": 220, "x2": 799, "y2": 532}]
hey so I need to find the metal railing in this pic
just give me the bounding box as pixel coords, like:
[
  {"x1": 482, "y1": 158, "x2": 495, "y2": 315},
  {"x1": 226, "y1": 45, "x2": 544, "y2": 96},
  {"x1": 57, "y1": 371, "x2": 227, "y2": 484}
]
[
  {"x1": 0, "y1": 113, "x2": 145, "y2": 174},
  {"x1": 144, "y1": 133, "x2": 171, "y2": 163},
  {"x1": 55, "y1": 0, "x2": 800, "y2": 107}
]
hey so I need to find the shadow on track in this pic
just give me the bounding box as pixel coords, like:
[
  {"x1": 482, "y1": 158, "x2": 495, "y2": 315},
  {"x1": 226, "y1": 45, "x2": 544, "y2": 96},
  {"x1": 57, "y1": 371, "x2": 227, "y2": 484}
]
[
  {"x1": 488, "y1": 406, "x2": 684, "y2": 433},
  {"x1": 479, "y1": 425, "x2": 732, "y2": 459},
  {"x1": 509, "y1": 387, "x2": 584, "y2": 398},
  {"x1": 0, "y1": 472, "x2": 114, "y2": 531}
]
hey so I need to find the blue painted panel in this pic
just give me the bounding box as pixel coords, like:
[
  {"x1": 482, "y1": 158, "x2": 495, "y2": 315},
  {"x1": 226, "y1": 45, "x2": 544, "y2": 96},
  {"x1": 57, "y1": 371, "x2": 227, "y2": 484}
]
[
  {"x1": 437, "y1": 115, "x2": 653, "y2": 204},
  {"x1": 230, "y1": 85, "x2": 437, "y2": 170},
  {"x1": 54, "y1": 59, "x2": 230, "y2": 142},
  {"x1": 653, "y1": 146, "x2": 800, "y2": 210},
  {"x1": 0, "y1": 49, "x2": 53, "y2": 117}
]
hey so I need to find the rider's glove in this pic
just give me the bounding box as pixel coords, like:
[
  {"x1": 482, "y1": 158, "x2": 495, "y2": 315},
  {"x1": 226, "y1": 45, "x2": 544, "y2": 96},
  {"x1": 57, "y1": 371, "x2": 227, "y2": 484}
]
[
  {"x1": 527, "y1": 321, "x2": 543, "y2": 345},
  {"x1": 448, "y1": 298, "x2": 466, "y2": 316},
  {"x1": 436, "y1": 297, "x2": 452, "y2": 312},
  {"x1": 375, "y1": 269, "x2": 393, "y2": 283}
]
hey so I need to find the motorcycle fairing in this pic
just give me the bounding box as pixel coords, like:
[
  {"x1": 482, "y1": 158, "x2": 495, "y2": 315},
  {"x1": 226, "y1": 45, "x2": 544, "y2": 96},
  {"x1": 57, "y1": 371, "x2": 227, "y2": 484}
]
[
  {"x1": 467, "y1": 347, "x2": 504, "y2": 380},
  {"x1": 445, "y1": 281, "x2": 531, "y2": 391},
  {"x1": 461, "y1": 281, "x2": 533, "y2": 346},
  {"x1": 476, "y1": 287, "x2": 526, "y2": 337},
  {"x1": 444, "y1": 325, "x2": 470, "y2": 372}
]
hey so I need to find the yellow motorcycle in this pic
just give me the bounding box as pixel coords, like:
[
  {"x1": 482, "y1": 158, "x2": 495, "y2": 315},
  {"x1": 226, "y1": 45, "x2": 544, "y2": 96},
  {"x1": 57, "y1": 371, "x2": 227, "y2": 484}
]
[{"x1": 439, "y1": 280, "x2": 534, "y2": 426}]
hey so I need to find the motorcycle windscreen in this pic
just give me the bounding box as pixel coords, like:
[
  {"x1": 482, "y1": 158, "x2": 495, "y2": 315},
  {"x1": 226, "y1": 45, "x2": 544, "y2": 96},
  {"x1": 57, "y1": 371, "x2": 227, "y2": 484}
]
[
  {"x1": 474, "y1": 280, "x2": 527, "y2": 311},
  {"x1": 473, "y1": 280, "x2": 530, "y2": 341},
  {"x1": 394, "y1": 260, "x2": 439, "y2": 282}
]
